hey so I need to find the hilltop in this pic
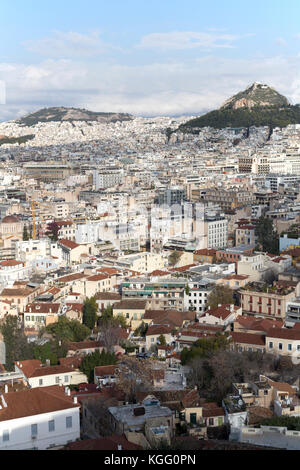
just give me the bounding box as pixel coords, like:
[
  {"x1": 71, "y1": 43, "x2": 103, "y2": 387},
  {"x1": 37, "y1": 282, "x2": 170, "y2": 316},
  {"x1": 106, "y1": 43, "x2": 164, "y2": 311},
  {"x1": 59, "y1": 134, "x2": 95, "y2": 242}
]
[
  {"x1": 16, "y1": 107, "x2": 134, "y2": 126},
  {"x1": 180, "y1": 83, "x2": 300, "y2": 131}
]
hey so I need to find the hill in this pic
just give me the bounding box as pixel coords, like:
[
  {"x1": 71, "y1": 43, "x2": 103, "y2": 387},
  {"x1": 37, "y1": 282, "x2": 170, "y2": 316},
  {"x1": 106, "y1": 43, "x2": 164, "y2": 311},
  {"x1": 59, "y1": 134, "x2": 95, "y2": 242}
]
[
  {"x1": 180, "y1": 83, "x2": 300, "y2": 131},
  {"x1": 17, "y1": 107, "x2": 134, "y2": 126}
]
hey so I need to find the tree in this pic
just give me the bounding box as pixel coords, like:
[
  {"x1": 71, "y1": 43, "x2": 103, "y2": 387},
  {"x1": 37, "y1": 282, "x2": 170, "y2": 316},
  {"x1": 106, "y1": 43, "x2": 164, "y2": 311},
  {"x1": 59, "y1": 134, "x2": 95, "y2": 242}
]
[
  {"x1": 187, "y1": 349, "x2": 277, "y2": 404},
  {"x1": 185, "y1": 284, "x2": 190, "y2": 295},
  {"x1": 46, "y1": 221, "x2": 60, "y2": 242},
  {"x1": 0, "y1": 316, "x2": 34, "y2": 370},
  {"x1": 115, "y1": 356, "x2": 153, "y2": 403},
  {"x1": 99, "y1": 305, "x2": 128, "y2": 329},
  {"x1": 82, "y1": 297, "x2": 98, "y2": 330},
  {"x1": 23, "y1": 225, "x2": 29, "y2": 241},
  {"x1": 46, "y1": 316, "x2": 90, "y2": 342},
  {"x1": 80, "y1": 349, "x2": 117, "y2": 383},
  {"x1": 98, "y1": 322, "x2": 122, "y2": 354},
  {"x1": 158, "y1": 334, "x2": 166, "y2": 346},
  {"x1": 207, "y1": 285, "x2": 234, "y2": 309},
  {"x1": 33, "y1": 340, "x2": 67, "y2": 365},
  {"x1": 255, "y1": 216, "x2": 279, "y2": 254},
  {"x1": 168, "y1": 250, "x2": 182, "y2": 267},
  {"x1": 181, "y1": 333, "x2": 230, "y2": 365}
]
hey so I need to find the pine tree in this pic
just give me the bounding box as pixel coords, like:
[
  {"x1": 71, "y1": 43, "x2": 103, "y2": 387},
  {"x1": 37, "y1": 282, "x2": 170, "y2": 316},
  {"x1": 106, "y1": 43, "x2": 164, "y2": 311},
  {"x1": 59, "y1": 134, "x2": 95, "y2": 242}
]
[{"x1": 23, "y1": 225, "x2": 29, "y2": 241}]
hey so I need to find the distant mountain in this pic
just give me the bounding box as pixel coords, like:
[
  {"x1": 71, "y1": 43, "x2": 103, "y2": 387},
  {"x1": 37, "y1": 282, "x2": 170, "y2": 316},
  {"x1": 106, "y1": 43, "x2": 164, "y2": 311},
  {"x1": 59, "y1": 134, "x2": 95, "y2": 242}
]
[
  {"x1": 180, "y1": 82, "x2": 300, "y2": 131},
  {"x1": 17, "y1": 107, "x2": 134, "y2": 126},
  {"x1": 220, "y1": 82, "x2": 290, "y2": 110}
]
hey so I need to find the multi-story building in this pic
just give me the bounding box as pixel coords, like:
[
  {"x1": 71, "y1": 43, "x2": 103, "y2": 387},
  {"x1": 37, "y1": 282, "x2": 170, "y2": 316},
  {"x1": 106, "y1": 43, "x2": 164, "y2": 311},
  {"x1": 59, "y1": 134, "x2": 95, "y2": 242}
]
[{"x1": 239, "y1": 283, "x2": 297, "y2": 320}]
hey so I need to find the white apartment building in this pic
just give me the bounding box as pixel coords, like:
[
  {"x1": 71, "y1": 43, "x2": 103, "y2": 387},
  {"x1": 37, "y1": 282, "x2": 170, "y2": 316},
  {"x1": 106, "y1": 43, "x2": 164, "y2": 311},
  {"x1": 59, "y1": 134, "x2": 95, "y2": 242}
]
[
  {"x1": 206, "y1": 217, "x2": 228, "y2": 249},
  {"x1": 184, "y1": 281, "x2": 214, "y2": 313},
  {"x1": 0, "y1": 386, "x2": 80, "y2": 450},
  {"x1": 93, "y1": 169, "x2": 124, "y2": 190}
]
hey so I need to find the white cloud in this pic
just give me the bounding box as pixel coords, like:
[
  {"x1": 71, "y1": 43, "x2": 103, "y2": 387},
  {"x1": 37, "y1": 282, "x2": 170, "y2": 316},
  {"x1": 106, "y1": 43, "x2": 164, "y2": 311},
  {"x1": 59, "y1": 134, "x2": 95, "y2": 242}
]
[
  {"x1": 137, "y1": 31, "x2": 239, "y2": 50},
  {"x1": 23, "y1": 31, "x2": 115, "y2": 58},
  {"x1": 1, "y1": 54, "x2": 300, "y2": 121}
]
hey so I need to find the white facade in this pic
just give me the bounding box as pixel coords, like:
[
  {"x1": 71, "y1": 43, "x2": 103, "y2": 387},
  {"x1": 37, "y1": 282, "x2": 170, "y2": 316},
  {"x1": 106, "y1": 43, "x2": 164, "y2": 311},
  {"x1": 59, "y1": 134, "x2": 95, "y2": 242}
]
[{"x1": 0, "y1": 406, "x2": 80, "y2": 450}]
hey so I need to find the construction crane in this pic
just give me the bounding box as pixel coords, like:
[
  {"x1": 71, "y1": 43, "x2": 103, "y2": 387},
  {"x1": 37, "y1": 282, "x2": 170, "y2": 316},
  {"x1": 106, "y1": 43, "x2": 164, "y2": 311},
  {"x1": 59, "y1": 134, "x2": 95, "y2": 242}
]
[{"x1": 31, "y1": 200, "x2": 53, "y2": 240}]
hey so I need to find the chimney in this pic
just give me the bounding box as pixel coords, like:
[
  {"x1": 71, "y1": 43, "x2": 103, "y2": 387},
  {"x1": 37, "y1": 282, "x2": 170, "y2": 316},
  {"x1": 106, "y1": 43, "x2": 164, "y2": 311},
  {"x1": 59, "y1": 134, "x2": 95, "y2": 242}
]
[
  {"x1": 73, "y1": 396, "x2": 78, "y2": 404},
  {"x1": 4, "y1": 385, "x2": 8, "y2": 394}
]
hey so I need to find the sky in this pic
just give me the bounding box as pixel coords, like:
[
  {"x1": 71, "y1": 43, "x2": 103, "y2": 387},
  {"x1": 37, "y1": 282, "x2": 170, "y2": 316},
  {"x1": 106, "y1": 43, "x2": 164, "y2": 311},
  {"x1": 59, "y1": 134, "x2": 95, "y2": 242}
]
[{"x1": 1, "y1": 0, "x2": 300, "y2": 120}]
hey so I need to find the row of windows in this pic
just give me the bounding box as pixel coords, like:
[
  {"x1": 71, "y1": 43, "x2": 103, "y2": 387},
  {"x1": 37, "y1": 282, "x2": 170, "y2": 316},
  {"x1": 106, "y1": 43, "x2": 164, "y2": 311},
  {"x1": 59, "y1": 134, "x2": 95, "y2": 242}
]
[
  {"x1": 2, "y1": 417, "x2": 73, "y2": 442},
  {"x1": 269, "y1": 342, "x2": 300, "y2": 351}
]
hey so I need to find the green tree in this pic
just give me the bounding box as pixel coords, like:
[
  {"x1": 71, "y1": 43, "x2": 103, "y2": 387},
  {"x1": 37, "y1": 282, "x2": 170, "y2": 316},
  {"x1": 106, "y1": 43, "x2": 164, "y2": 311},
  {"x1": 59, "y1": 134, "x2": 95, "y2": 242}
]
[
  {"x1": 255, "y1": 216, "x2": 279, "y2": 254},
  {"x1": 158, "y1": 334, "x2": 166, "y2": 346},
  {"x1": 168, "y1": 250, "x2": 182, "y2": 267},
  {"x1": 181, "y1": 333, "x2": 230, "y2": 365},
  {"x1": 33, "y1": 340, "x2": 67, "y2": 365},
  {"x1": 23, "y1": 225, "x2": 29, "y2": 241},
  {"x1": 0, "y1": 316, "x2": 34, "y2": 370},
  {"x1": 82, "y1": 297, "x2": 98, "y2": 330},
  {"x1": 46, "y1": 316, "x2": 90, "y2": 342},
  {"x1": 99, "y1": 305, "x2": 127, "y2": 329},
  {"x1": 207, "y1": 285, "x2": 234, "y2": 309},
  {"x1": 185, "y1": 284, "x2": 190, "y2": 295},
  {"x1": 80, "y1": 349, "x2": 117, "y2": 383}
]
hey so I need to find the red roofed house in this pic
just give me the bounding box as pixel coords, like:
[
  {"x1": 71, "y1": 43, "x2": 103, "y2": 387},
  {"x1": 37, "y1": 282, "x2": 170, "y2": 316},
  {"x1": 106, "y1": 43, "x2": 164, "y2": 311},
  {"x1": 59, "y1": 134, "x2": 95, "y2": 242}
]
[
  {"x1": 0, "y1": 386, "x2": 80, "y2": 450},
  {"x1": 58, "y1": 239, "x2": 89, "y2": 265},
  {"x1": 14, "y1": 360, "x2": 87, "y2": 388},
  {"x1": 145, "y1": 325, "x2": 174, "y2": 352},
  {"x1": 0, "y1": 260, "x2": 30, "y2": 284},
  {"x1": 198, "y1": 304, "x2": 242, "y2": 328}
]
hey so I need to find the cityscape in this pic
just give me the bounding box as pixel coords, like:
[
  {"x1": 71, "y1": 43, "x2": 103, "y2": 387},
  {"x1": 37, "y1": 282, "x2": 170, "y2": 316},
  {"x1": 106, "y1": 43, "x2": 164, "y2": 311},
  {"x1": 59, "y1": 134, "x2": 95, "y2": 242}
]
[{"x1": 1, "y1": 0, "x2": 300, "y2": 457}]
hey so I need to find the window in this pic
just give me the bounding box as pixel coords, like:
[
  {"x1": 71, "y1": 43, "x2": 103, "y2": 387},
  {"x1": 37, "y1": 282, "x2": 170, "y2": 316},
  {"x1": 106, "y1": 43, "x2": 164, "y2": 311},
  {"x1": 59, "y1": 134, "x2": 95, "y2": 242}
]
[
  {"x1": 31, "y1": 424, "x2": 38, "y2": 437},
  {"x1": 3, "y1": 430, "x2": 9, "y2": 442},
  {"x1": 269, "y1": 342, "x2": 273, "y2": 349},
  {"x1": 66, "y1": 416, "x2": 72, "y2": 428},
  {"x1": 48, "y1": 420, "x2": 55, "y2": 432},
  {"x1": 55, "y1": 376, "x2": 60, "y2": 384},
  {"x1": 288, "y1": 344, "x2": 292, "y2": 351},
  {"x1": 64, "y1": 376, "x2": 69, "y2": 383},
  {"x1": 39, "y1": 379, "x2": 43, "y2": 386},
  {"x1": 209, "y1": 418, "x2": 214, "y2": 426},
  {"x1": 278, "y1": 343, "x2": 283, "y2": 351}
]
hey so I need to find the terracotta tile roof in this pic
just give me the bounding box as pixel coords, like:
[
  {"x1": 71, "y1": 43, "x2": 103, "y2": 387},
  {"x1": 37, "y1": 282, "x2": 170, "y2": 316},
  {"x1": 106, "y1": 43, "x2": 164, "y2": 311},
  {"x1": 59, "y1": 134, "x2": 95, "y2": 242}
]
[
  {"x1": 144, "y1": 309, "x2": 195, "y2": 327},
  {"x1": 0, "y1": 287, "x2": 36, "y2": 297},
  {"x1": 204, "y1": 305, "x2": 233, "y2": 320},
  {"x1": 0, "y1": 260, "x2": 24, "y2": 267},
  {"x1": 268, "y1": 381, "x2": 296, "y2": 394},
  {"x1": 25, "y1": 303, "x2": 60, "y2": 314},
  {"x1": 146, "y1": 325, "x2": 173, "y2": 336},
  {"x1": 266, "y1": 327, "x2": 300, "y2": 341},
  {"x1": 94, "y1": 365, "x2": 118, "y2": 377},
  {"x1": 194, "y1": 249, "x2": 217, "y2": 256},
  {"x1": 57, "y1": 273, "x2": 86, "y2": 283},
  {"x1": 15, "y1": 360, "x2": 74, "y2": 378},
  {"x1": 0, "y1": 386, "x2": 79, "y2": 422},
  {"x1": 58, "y1": 239, "x2": 80, "y2": 250},
  {"x1": 59, "y1": 357, "x2": 82, "y2": 369},
  {"x1": 230, "y1": 332, "x2": 265, "y2": 346},
  {"x1": 94, "y1": 292, "x2": 121, "y2": 301},
  {"x1": 87, "y1": 274, "x2": 109, "y2": 282},
  {"x1": 96, "y1": 268, "x2": 122, "y2": 275}
]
